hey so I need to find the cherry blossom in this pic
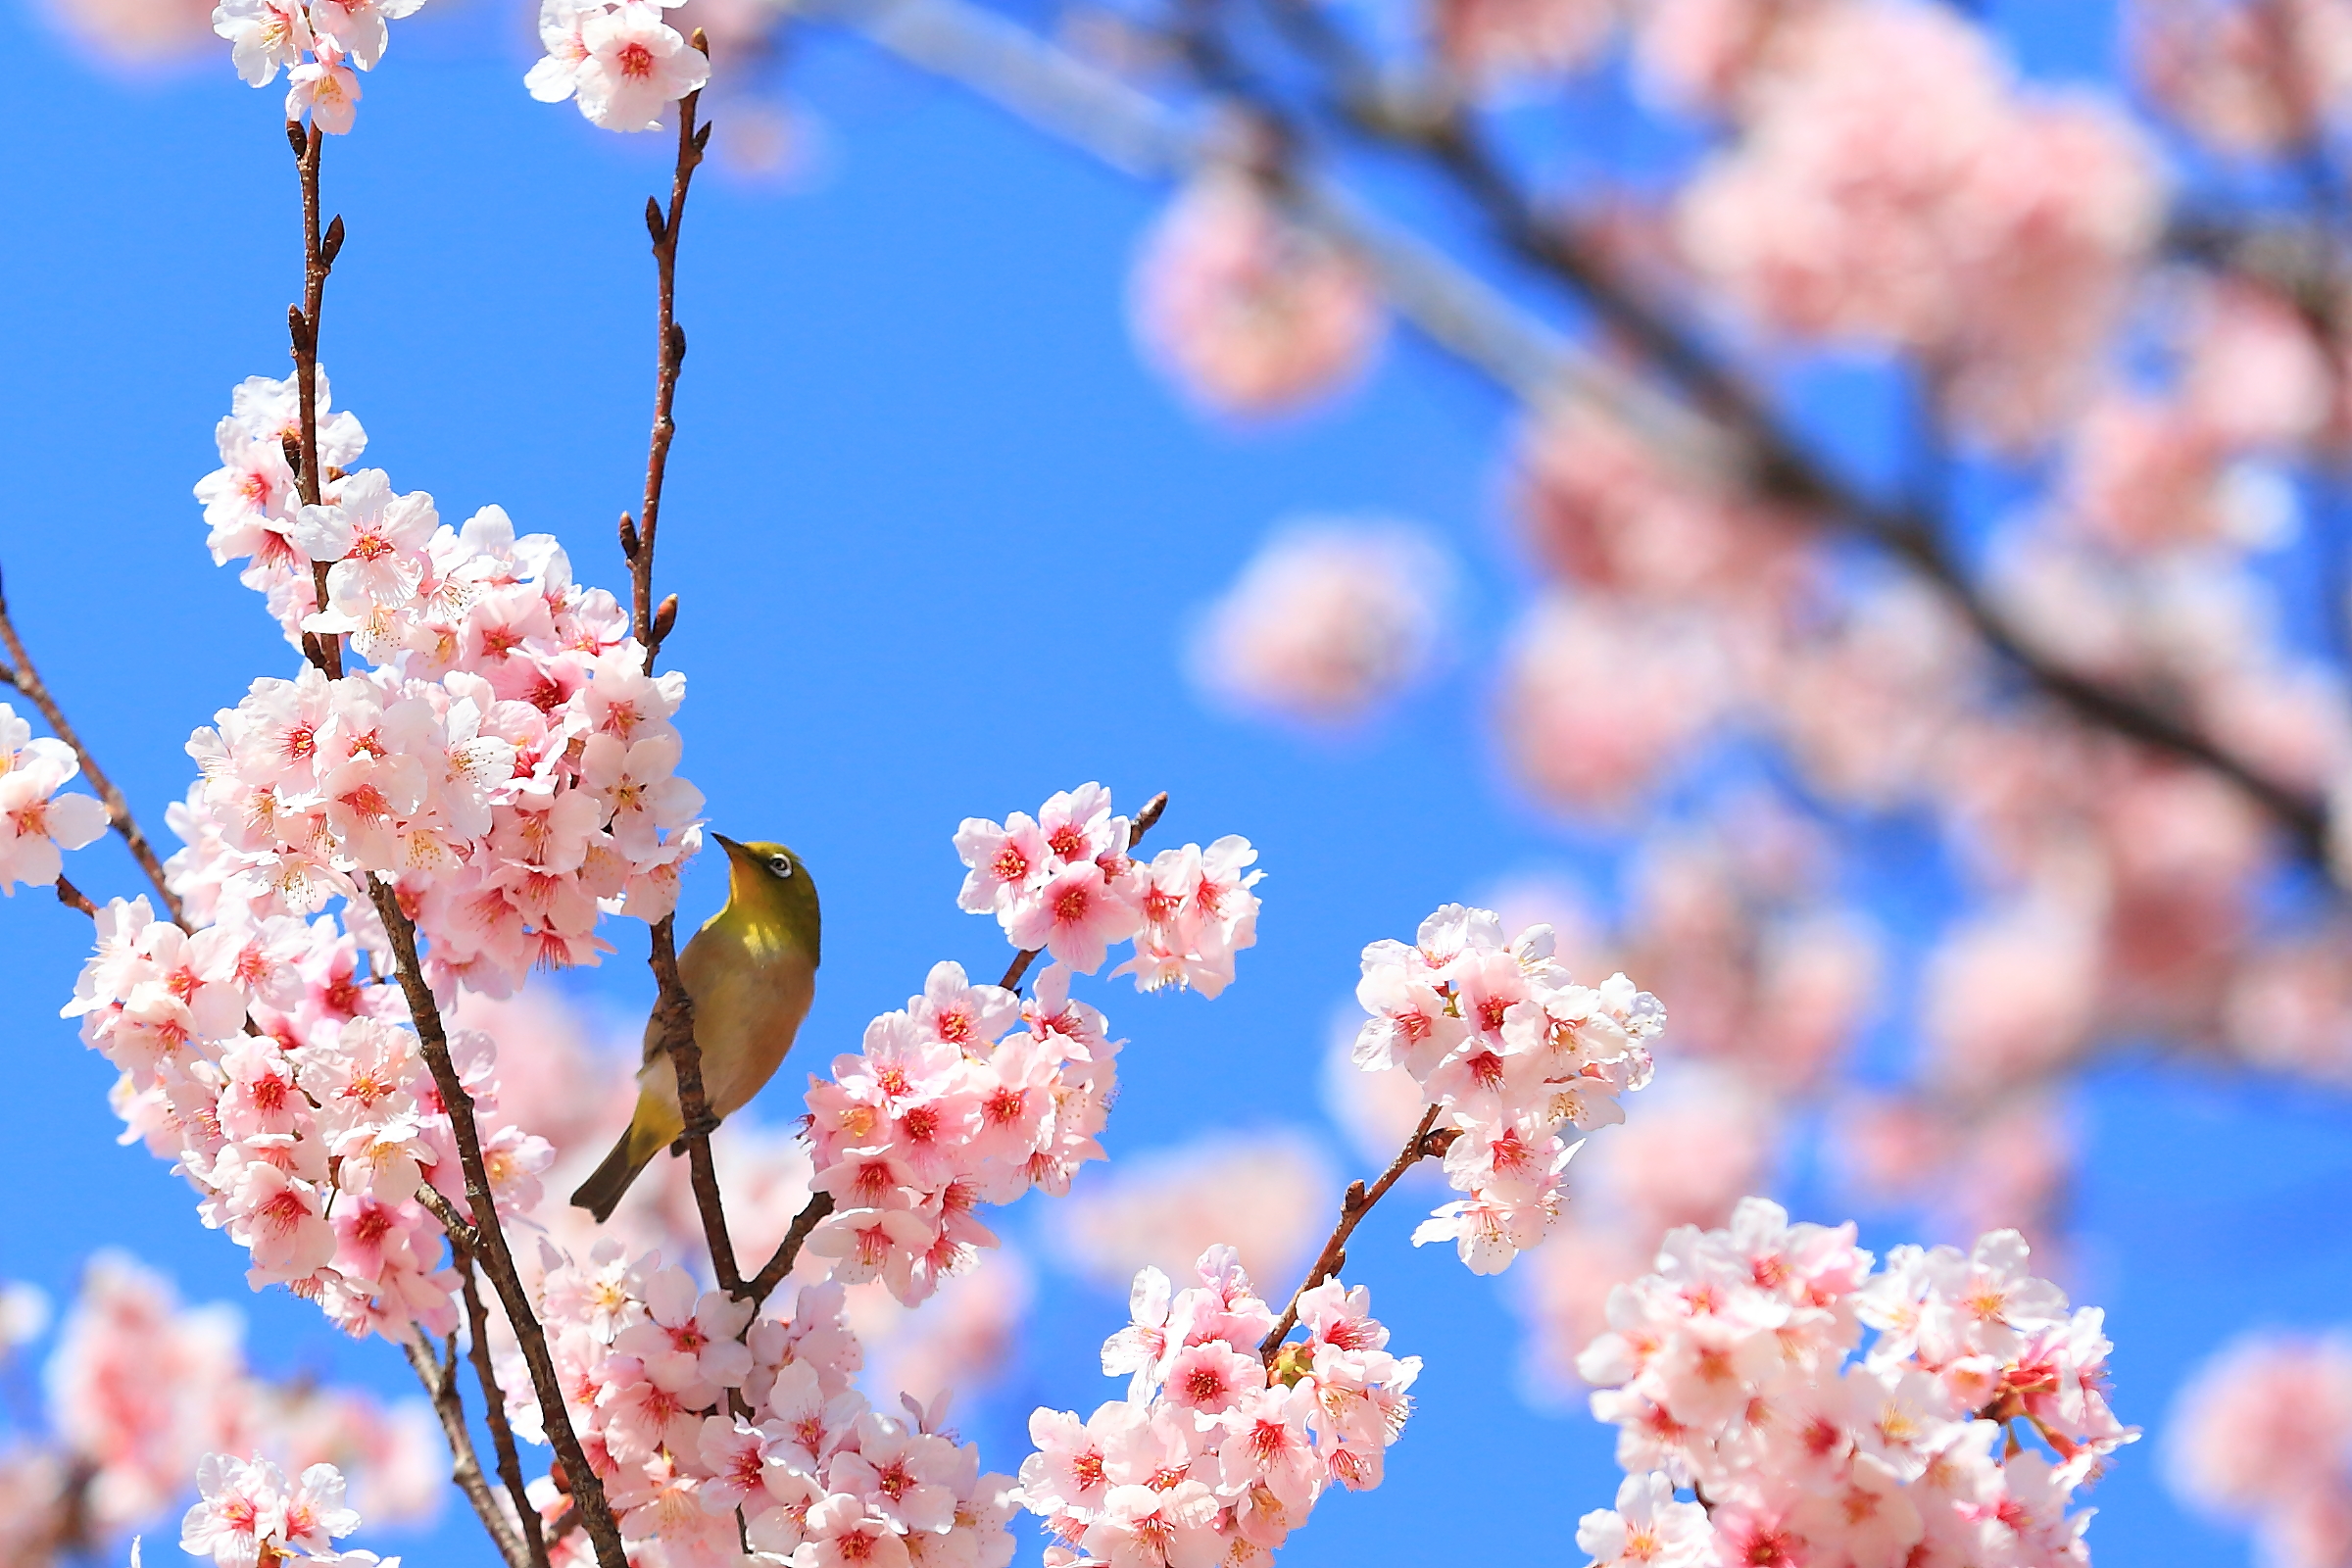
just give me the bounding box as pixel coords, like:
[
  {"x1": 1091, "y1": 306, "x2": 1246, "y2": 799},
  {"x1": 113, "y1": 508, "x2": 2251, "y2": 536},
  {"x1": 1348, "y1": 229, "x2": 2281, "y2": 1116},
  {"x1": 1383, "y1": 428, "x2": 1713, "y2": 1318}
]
[
  {"x1": 527, "y1": 0, "x2": 713, "y2": 132},
  {"x1": 0, "y1": 703, "x2": 112, "y2": 896},
  {"x1": 1348, "y1": 902, "x2": 1661, "y2": 1273},
  {"x1": 1019, "y1": 1248, "x2": 1418, "y2": 1566},
  {"x1": 1573, "y1": 1199, "x2": 2135, "y2": 1568}
]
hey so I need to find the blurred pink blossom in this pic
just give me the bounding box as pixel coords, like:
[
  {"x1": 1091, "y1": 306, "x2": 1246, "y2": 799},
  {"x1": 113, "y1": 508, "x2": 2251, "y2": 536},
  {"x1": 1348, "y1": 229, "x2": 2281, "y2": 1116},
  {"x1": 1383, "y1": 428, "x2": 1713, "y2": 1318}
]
[
  {"x1": 1494, "y1": 594, "x2": 1732, "y2": 813},
  {"x1": 1130, "y1": 168, "x2": 1385, "y2": 416},
  {"x1": 2169, "y1": 1333, "x2": 2352, "y2": 1565},
  {"x1": 1431, "y1": 0, "x2": 1616, "y2": 88},
  {"x1": 1189, "y1": 518, "x2": 1453, "y2": 726},
  {"x1": 40, "y1": 0, "x2": 217, "y2": 69},
  {"x1": 2133, "y1": 0, "x2": 2352, "y2": 155},
  {"x1": 1050, "y1": 1130, "x2": 1339, "y2": 1291},
  {"x1": 845, "y1": 1250, "x2": 1033, "y2": 1407}
]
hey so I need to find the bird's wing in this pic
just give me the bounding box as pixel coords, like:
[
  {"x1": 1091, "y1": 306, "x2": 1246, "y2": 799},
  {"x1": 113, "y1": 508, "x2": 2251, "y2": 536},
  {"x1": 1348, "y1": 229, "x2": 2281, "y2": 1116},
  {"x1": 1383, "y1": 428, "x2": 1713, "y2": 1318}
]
[{"x1": 641, "y1": 924, "x2": 723, "y2": 1067}]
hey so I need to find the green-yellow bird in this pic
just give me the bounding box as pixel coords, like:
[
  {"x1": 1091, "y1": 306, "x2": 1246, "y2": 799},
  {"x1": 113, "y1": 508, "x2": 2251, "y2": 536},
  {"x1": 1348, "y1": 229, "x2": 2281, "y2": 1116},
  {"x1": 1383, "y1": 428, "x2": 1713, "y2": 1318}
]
[{"x1": 570, "y1": 834, "x2": 821, "y2": 1222}]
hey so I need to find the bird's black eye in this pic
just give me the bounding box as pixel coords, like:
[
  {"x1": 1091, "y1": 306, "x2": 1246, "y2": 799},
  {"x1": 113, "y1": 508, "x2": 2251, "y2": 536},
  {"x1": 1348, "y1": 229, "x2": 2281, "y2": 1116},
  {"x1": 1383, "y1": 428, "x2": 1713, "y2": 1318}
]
[{"x1": 768, "y1": 855, "x2": 793, "y2": 878}]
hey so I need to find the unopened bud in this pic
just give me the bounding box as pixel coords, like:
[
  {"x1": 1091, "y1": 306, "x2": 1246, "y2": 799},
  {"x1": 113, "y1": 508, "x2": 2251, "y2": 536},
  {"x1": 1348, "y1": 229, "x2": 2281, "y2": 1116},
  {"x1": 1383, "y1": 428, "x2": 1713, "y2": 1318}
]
[
  {"x1": 652, "y1": 593, "x2": 679, "y2": 646},
  {"x1": 1270, "y1": 1342, "x2": 1314, "y2": 1388}
]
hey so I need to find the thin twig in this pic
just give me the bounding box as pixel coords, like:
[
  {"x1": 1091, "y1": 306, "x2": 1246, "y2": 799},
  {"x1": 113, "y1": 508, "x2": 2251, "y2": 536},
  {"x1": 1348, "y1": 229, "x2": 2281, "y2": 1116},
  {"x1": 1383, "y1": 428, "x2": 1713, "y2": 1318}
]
[
  {"x1": 460, "y1": 1255, "x2": 553, "y2": 1568},
  {"x1": 0, "y1": 573, "x2": 183, "y2": 923},
  {"x1": 740, "y1": 1190, "x2": 836, "y2": 1306},
  {"x1": 416, "y1": 1182, "x2": 482, "y2": 1252},
  {"x1": 368, "y1": 878, "x2": 629, "y2": 1568},
  {"x1": 615, "y1": 58, "x2": 747, "y2": 1298},
  {"x1": 285, "y1": 119, "x2": 345, "y2": 682},
  {"x1": 403, "y1": 1333, "x2": 529, "y2": 1568},
  {"x1": 1259, "y1": 1103, "x2": 1444, "y2": 1363},
  {"x1": 53, "y1": 876, "x2": 96, "y2": 919}
]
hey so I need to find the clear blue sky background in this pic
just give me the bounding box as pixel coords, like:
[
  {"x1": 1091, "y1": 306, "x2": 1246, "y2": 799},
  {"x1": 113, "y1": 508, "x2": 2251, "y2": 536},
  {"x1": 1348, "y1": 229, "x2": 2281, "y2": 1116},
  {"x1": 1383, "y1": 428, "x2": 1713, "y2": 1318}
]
[{"x1": 0, "y1": 2, "x2": 2346, "y2": 1564}]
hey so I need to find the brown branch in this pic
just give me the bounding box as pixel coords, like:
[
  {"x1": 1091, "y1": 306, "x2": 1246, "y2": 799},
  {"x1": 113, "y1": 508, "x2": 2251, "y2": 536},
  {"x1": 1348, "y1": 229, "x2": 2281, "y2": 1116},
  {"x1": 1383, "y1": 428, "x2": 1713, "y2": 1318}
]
[
  {"x1": 740, "y1": 1190, "x2": 836, "y2": 1306},
  {"x1": 0, "y1": 573, "x2": 184, "y2": 923},
  {"x1": 403, "y1": 1332, "x2": 529, "y2": 1568},
  {"x1": 612, "y1": 59, "x2": 747, "y2": 1299},
  {"x1": 416, "y1": 1181, "x2": 482, "y2": 1252},
  {"x1": 459, "y1": 1254, "x2": 553, "y2": 1568},
  {"x1": 368, "y1": 878, "x2": 629, "y2": 1568},
  {"x1": 285, "y1": 119, "x2": 345, "y2": 683},
  {"x1": 1259, "y1": 1103, "x2": 1444, "y2": 1363},
  {"x1": 996, "y1": 790, "x2": 1170, "y2": 991},
  {"x1": 53, "y1": 875, "x2": 96, "y2": 919}
]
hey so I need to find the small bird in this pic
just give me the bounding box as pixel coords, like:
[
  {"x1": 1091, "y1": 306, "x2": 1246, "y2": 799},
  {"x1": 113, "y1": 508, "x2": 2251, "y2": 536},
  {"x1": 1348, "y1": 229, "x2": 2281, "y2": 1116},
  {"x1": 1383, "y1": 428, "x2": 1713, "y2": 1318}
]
[{"x1": 570, "y1": 834, "x2": 821, "y2": 1222}]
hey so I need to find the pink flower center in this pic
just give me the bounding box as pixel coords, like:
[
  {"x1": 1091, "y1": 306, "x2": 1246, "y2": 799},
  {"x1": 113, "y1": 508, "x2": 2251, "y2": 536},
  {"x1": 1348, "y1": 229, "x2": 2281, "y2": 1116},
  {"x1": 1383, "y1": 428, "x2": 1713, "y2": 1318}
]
[{"x1": 616, "y1": 39, "x2": 656, "y2": 78}]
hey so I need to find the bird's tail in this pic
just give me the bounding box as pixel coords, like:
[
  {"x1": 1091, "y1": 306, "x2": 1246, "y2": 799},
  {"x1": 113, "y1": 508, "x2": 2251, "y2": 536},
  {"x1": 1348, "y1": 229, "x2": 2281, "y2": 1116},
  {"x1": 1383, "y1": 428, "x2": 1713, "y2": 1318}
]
[{"x1": 569, "y1": 1097, "x2": 677, "y2": 1222}]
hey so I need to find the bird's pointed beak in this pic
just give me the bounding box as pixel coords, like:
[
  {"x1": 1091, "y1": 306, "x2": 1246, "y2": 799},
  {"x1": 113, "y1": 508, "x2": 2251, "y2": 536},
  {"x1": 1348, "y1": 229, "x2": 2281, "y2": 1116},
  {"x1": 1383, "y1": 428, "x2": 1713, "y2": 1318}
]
[{"x1": 712, "y1": 833, "x2": 745, "y2": 856}]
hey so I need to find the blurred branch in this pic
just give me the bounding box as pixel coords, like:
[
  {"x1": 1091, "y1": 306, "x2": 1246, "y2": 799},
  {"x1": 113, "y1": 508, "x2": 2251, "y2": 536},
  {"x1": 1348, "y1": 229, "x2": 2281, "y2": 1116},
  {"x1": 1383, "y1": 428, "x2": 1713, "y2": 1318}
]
[
  {"x1": 795, "y1": 0, "x2": 2337, "y2": 869},
  {"x1": 783, "y1": 0, "x2": 1731, "y2": 471},
  {"x1": 403, "y1": 1332, "x2": 530, "y2": 1568}
]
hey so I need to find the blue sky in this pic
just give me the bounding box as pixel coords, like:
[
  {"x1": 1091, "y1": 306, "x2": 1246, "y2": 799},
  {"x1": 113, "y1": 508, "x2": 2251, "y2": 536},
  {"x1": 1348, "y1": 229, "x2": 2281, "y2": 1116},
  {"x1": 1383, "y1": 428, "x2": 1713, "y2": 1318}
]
[{"x1": 1, "y1": 2, "x2": 2346, "y2": 1565}]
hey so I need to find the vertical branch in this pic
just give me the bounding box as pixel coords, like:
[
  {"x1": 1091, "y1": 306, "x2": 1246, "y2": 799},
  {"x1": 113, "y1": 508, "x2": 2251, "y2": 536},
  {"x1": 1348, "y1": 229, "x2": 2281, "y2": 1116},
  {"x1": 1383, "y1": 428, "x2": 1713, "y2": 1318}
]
[
  {"x1": 285, "y1": 119, "x2": 345, "y2": 681},
  {"x1": 461, "y1": 1254, "x2": 553, "y2": 1568},
  {"x1": 369, "y1": 878, "x2": 631, "y2": 1568},
  {"x1": 0, "y1": 573, "x2": 183, "y2": 924},
  {"x1": 616, "y1": 56, "x2": 745, "y2": 1295},
  {"x1": 403, "y1": 1333, "x2": 530, "y2": 1568}
]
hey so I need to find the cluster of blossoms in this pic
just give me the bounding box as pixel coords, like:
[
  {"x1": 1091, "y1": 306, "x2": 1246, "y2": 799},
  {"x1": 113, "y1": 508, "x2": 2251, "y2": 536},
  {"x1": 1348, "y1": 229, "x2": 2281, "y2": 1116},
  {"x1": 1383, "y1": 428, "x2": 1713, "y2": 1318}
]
[
  {"x1": 0, "y1": 703, "x2": 110, "y2": 896},
  {"x1": 63, "y1": 893, "x2": 551, "y2": 1340},
  {"x1": 954, "y1": 783, "x2": 1262, "y2": 997},
  {"x1": 1020, "y1": 1247, "x2": 1417, "y2": 1568},
  {"x1": 1575, "y1": 1199, "x2": 2134, "y2": 1568},
  {"x1": 0, "y1": 1253, "x2": 438, "y2": 1565},
  {"x1": 795, "y1": 785, "x2": 1264, "y2": 1305},
  {"x1": 526, "y1": 0, "x2": 713, "y2": 132},
  {"x1": 189, "y1": 367, "x2": 704, "y2": 989},
  {"x1": 211, "y1": 0, "x2": 426, "y2": 133},
  {"x1": 1348, "y1": 903, "x2": 1663, "y2": 1273},
  {"x1": 181, "y1": 1457, "x2": 392, "y2": 1568},
  {"x1": 509, "y1": 1256, "x2": 1016, "y2": 1568}
]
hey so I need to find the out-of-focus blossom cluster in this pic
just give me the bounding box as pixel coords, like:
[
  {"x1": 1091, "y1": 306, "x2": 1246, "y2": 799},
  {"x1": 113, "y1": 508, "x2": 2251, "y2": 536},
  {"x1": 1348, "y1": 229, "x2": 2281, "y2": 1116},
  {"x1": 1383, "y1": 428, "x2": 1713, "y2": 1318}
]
[
  {"x1": 508, "y1": 1256, "x2": 1017, "y2": 1568},
  {"x1": 1051, "y1": 1130, "x2": 1337, "y2": 1294},
  {"x1": 2166, "y1": 1333, "x2": 2352, "y2": 1568},
  {"x1": 212, "y1": 0, "x2": 430, "y2": 132},
  {"x1": 526, "y1": 0, "x2": 713, "y2": 132},
  {"x1": 39, "y1": 0, "x2": 217, "y2": 69},
  {"x1": 1678, "y1": 0, "x2": 2163, "y2": 444},
  {"x1": 1020, "y1": 1247, "x2": 1417, "y2": 1567},
  {"x1": 181, "y1": 1456, "x2": 391, "y2": 1568},
  {"x1": 1348, "y1": 902, "x2": 1663, "y2": 1274},
  {"x1": 0, "y1": 703, "x2": 111, "y2": 897},
  {"x1": 1188, "y1": 520, "x2": 1453, "y2": 729},
  {"x1": 1575, "y1": 1200, "x2": 2135, "y2": 1568},
  {"x1": 1130, "y1": 167, "x2": 1385, "y2": 417},
  {"x1": 0, "y1": 1253, "x2": 438, "y2": 1568}
]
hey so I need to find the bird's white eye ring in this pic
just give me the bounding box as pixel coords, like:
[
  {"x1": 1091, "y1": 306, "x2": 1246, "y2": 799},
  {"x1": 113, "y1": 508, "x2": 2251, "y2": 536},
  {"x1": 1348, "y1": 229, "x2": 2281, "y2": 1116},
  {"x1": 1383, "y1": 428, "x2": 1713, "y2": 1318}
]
[{"x1": 769, "y1": 855, "x2": 793, "y2": 878}]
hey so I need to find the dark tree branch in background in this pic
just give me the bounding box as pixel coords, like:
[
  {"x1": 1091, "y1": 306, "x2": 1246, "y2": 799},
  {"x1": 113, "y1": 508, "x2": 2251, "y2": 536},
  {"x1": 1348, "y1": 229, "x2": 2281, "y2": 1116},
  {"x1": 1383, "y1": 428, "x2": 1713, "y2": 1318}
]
[
  {"x1": 404, "y1": 1333, "x2": 530, "y2": 1568},
  {"x1": 615, "y1": 50, "x2": 749, "y2": 1298},
  {"x1": 1258, "y1": 1104, "x2": 1445, "y2": 1363},
  {"x1": 53, "y1": 876, "x2": 96, "y2": 918},
  {"x1": 792, "y1": 0, "x2": 2338, "y2": 872},
  {"x1": 0, "y1": 570, "x2": 185, "y2": 924}
]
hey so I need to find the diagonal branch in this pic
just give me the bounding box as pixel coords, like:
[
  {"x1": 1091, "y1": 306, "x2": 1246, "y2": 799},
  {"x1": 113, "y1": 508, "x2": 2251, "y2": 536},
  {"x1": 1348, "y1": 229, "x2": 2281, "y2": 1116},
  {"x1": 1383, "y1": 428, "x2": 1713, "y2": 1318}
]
[
  {"x1": 0, "y1": 570, "x2": 185, "y2": 924},
  {"x1": 1258, "y1": 1103, "x2": 1444, "y2": 1363},
  {"x1": 794, "y1": 0, "x2": 2337, "y2": 873}
]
